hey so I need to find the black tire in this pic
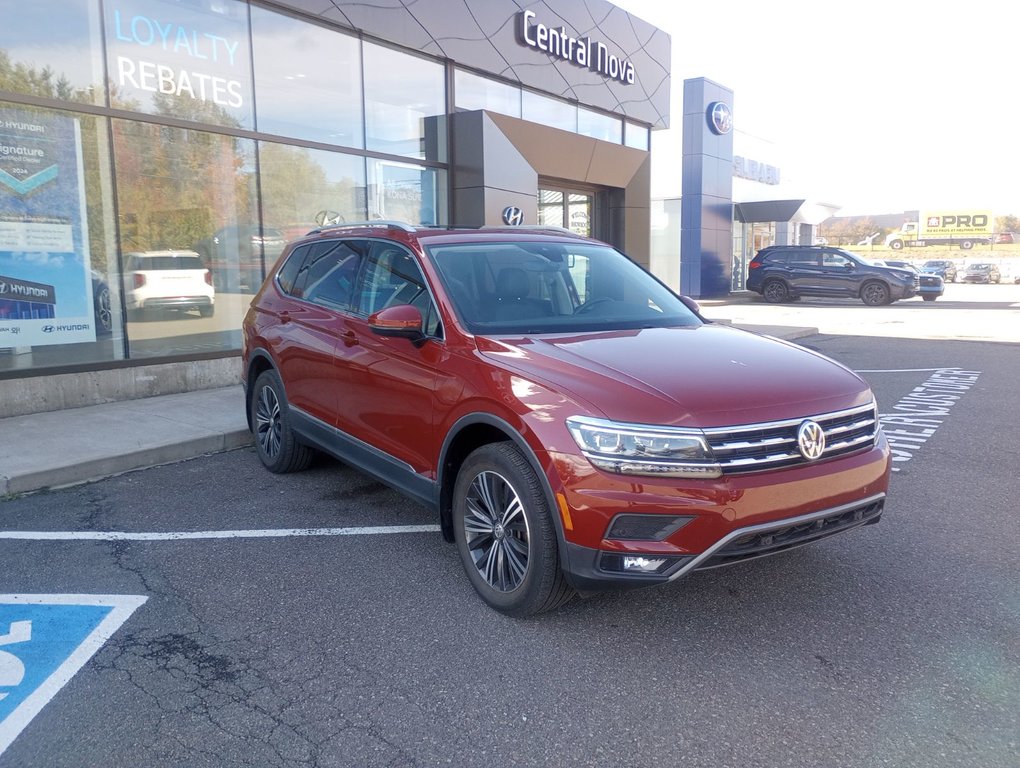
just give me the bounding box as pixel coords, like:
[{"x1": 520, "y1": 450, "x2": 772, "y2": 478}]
[
  {"x1": 453, "y1": 443, "x2": 575, "y2": 617},
  {"x1": 889, "y1": 240, "x2": 904, "y2": 250},
  {"x1": 960, "y1": 240, "x2": 974, "y2": 250},
  {"x1": 251, "y1": 369, "x2": 314, "y2": 474},
  {"x1": 93, "y1": 284, "x2": 113, "y2": 335},
  {"x1": 923, "y1": 295, "x2": 937, "y2": 302},
  {"x1": 200, "y1": 305, "x2": 215, "y2": 318},
  {"x1": 762, "y1": 279, "x2": 789, "y2": 303},
  {"x1": 861, "y1": 281, "x2": 890, "y2": 306}
]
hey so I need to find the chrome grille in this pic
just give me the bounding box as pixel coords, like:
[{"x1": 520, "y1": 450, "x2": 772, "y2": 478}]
[{"x1": 702, "y1": 402, "x2": 878, "y2": 474}]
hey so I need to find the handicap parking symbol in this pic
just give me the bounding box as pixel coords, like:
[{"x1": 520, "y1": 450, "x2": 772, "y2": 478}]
[{"x1": 0, "y1": 594, "x2": 146, "y2": 756}]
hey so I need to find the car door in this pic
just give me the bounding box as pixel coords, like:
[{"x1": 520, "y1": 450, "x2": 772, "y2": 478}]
[
  {"x1": 817, "y1": 250, "x2": 860, "y2": 297},
  {"x1": 337, "y1": 240, "x2": 443, "y2": 475},
  {"x1": 266, "y1": 239, "x2": 365, "y2": 427},
  {"x1": 784, "y1": 249, "x2": 825, "y2": 295}
]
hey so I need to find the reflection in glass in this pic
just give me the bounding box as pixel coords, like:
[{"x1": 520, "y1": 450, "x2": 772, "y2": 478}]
[
  {"x1": 251, "y1": 6, "x2": 362, "y2": 147},
  {"x1": 522, "y1": 91, "x2": 576, "y2": 133},
  {"x1": 578, "y1": 107, "x2": 622, "y2": 143},
  {"x1": 259, "y1": 142, "x2": 367, "y2": 239},
  {"x1": 455, "y1": 69, "x2": 521, "y2": 118},
  {"x1": 367, "y1": 159, "x2": 447, "y2": 226},
  {"x1": 112, "y1": 119, "x2": 256, "y2": 357},
  {"x1": 104, "y1": 0, "x2": 254, "y2": 129},
  {"x1": 364, "y1": 43, "x2": 445, "y2": 161},
  {"x1": 0, "y1": 0, "x2": 105, "y2": 105}
]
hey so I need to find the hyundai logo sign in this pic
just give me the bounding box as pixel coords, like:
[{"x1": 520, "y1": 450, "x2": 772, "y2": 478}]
[
  {"x1": 707, "y1": 101, "x2": 732, "y2": 135},
  {"x1": 502, "y1": 206, "x2": 525, "y2": 226}
]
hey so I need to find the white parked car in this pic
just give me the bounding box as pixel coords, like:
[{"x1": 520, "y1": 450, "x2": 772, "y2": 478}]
[{"x1": 125, "y1": 250, "x2": 215, "y2": 319}]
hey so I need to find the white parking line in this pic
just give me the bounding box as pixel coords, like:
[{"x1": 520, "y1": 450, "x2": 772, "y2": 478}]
[{"x1": 0, "y1": 525, "x2": 441, "y2": 541}]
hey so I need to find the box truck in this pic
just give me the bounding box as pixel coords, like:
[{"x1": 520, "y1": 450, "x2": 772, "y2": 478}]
[{"x1": 884, "y1": 211, "x2": 993, "y2": 250}]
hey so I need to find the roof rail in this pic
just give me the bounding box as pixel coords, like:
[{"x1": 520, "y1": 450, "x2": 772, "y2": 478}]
[
  {"x1": 481, "y1": 225, "x2": 582, "y2": 235},
  {"x1": 307, "y1": 220, "x2": 417, "y2": 235}
]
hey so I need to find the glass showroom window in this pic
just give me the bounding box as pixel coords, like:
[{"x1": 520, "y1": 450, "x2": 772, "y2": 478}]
[
  {"x1": 578, "y1": 106, "x2": 622, "y2": 144},
  {"x1": 103, "y1": 0, "x2": 254, "y2": 130},
  {"x1": 251, "y1": 6, "x2": 363, "y2": 148},
  {"x1": 0, "y1": 0, "x2": 105, "y2": 105},
  {"x1": 111, "y1": 119, "x2": 257, "y2": 357},
  {"x1": 259, "y1": 142, "x2": 367, "y2": 237},
  {"x1": 363, "y1": 43, "x2": 446, "y2": 162},
  {"x1": 522, "y1": 91, "x2": 577, "y2": 133},
  {"x1": 367, "y1": 159, "x2": 447, "y2": 226},
  {"x1": 624, "y1": 121, "x2": 649, "y2": 151},
  {"x1": 454, "y1": 69, "x2": 521, "y2": 118},
  {"x1": 0, "y1": 102, "x2": 120, "y2": 374}
]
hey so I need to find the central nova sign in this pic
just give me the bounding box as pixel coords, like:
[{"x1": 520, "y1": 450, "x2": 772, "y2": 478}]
[{"x1": 517, "y1": 10, "x2": 635, "y2": 85}]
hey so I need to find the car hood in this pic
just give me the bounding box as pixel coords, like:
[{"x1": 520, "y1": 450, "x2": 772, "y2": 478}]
[{"x1": 478, "y1": 324, "x2": 872, "y2": 428}]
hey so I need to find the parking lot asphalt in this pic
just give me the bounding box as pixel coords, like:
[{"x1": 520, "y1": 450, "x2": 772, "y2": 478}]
[{"x1": 0, "y1": 315, "x2": 817, "y2": 496}]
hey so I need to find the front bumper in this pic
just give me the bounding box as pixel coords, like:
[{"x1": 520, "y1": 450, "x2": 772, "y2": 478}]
[
  {"x1": 547, "y1": 438, "x2": 891, "y2": 591},
  {"x1": 563, "y1": 493, "x2": 884, "y2": 591}
]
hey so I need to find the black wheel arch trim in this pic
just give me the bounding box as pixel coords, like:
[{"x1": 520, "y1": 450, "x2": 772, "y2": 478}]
[{"x1": 437, "y1": 412, "x2": 571, "y2": 567}]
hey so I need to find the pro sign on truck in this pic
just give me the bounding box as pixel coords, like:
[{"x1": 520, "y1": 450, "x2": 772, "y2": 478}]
[{"x1": 885, "y1": 211, "x2": 993, "y2": 250}]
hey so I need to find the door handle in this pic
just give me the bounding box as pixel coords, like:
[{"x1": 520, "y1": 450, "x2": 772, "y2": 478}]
[
  {"x1": 278, "y1": 310, "x2": 291, "y2": 324},
  {"x1": 340, "y1": 329, "x2": 358, "y2": 347}
]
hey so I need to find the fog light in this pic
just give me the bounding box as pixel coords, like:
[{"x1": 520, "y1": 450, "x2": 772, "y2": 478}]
[
  {"x1": 623, "y1": 556, "x2": 667, "y2": 572},
  {"x1": 599, "y1": 553, "x2": 690, "y2": 575}
]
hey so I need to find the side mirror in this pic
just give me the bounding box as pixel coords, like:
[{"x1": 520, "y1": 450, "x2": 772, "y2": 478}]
[
  {"x1": 369, "y1": 304, "x2": 426, "y2": 346},
  {"x1": 678, "y1": 295, "x2": 705, "y2": 318}
]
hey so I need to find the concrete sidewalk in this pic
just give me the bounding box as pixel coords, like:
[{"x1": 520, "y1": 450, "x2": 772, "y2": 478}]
[{"x1": 0, "y1": 321, "x2": 817, "y2": 496}]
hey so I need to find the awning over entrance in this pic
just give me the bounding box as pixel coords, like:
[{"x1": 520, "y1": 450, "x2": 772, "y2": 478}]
[{"x1": 735, "y1": 199, "x2": 840, "y2": 225}]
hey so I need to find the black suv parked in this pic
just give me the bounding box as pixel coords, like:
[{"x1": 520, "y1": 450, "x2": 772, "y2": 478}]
[{"x1": 746, "y1": 246, "x2": 918, "y2": 306}]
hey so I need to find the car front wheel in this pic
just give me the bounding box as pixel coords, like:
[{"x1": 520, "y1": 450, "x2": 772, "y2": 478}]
[
  {"x1": 861, "y1": 281, "x2": 890, "y2": 306},
  {"x1": 453, "y1": 443, "x2": 575, "y2": 617},
  {"x1": 251, "y1": 369, "x2": 314, "y2": 473}
]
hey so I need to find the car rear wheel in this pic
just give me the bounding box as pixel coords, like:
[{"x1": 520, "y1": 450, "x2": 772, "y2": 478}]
[
  {"x1": 923, "y1": 295, "x2": 937, "y2": 302},
  {"x1": 762, "y1": 279, "x2": 789, "y2": 303},
  {"x1": 861, "y1": 281, "x2": 890, "y2": 306},
  {"x1": 251, "y1": 369, "x2": 314, "y2": 473},
  {"x1": 200, "y1": 305, "x2": 215, "y2": 318},
  {"x1": 453, "y1": 443, "x2": 575, "y2": 617},
  {"x1": 94, "y1": 284, "x2": 113, "y2": 335}
]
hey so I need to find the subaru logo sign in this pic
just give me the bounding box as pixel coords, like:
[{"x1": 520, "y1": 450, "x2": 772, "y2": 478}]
[
  {"x1": 707, "y1": 101, "x2": 733, "y2": 135},
  {"x1": 502, "y1": 206, "x2": 525, "y2": 226}
]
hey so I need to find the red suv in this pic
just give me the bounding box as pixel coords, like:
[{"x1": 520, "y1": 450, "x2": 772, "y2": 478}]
[{"x1": 242, "y1": 223, "x2": 891, "y2": 616}]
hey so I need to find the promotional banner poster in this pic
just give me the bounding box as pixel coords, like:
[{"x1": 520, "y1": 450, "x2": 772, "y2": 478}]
[{"x1": 0, "y1": 108, "x2": 96, "y2": 346}]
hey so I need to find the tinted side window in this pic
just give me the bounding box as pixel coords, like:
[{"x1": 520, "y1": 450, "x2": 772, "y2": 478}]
[
  {"x1": 787, "y1": 250, "x2": 820, "y2": 268},
  {"x1": 297, "y1": 240, "x2": 366, "y2": 309},
  {"x1": 355, "y1": 242, "x2": 441, "y2": 337},
  {"x1": 762, "y1": 251, "x2": 789, "y2": 266},
  {"x1": 276, "y1": 245, "x2": 309, "y2": 296}
]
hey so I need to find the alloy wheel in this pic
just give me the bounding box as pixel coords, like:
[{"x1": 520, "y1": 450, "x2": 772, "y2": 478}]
[
  {"x1": 255, "y1": 385, "x2": 282, "y2": 459},
  {"x1": 463, "y1": 470, "x2": 531, "y2": 592}
]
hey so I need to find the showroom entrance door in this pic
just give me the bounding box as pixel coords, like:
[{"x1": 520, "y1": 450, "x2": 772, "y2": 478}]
[{"x1": 538, "y1": 187, "x2": 593, "y2": 237}]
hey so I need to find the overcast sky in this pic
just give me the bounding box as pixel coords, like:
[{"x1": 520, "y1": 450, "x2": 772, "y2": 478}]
[{"x1": 613, "y1": 0, "x2": 1019, "y2": 217}]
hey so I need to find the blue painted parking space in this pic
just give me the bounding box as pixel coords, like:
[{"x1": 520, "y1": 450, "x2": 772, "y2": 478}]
[{"x1": 0, "y1": 594, "x2": 146, "y2": 757}]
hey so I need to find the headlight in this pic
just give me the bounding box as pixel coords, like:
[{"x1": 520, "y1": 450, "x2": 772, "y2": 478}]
[{"x1": 566, "y1": 416, "x2": 721, "y2": 479}]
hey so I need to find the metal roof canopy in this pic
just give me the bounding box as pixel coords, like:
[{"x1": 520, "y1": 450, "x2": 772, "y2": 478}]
[{"x1": 735, "y1": 200, "x2": 840, "y2": 225}]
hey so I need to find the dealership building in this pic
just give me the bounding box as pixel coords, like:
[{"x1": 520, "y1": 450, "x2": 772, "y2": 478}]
[{"x1": 0, "y1": 0, "x2": 810, "y2": 416}]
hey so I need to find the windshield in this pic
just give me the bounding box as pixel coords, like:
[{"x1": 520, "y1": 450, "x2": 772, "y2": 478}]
[{"x1": 427, "y1": 241, "x2": 700, "y2": 334}]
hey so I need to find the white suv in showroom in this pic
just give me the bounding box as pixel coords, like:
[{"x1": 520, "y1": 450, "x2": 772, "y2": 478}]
[{"x1": 125, "y1": 250, "x2": 215, "y2": 319}]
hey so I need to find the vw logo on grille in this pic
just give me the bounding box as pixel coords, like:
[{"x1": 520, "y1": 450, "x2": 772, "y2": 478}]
[
  {"x1": 797, "y1": 420, "x2": 826, "y2": 460},
  {"x1": 502, "y1": 206, "x2": 524, "y2": 226}
]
